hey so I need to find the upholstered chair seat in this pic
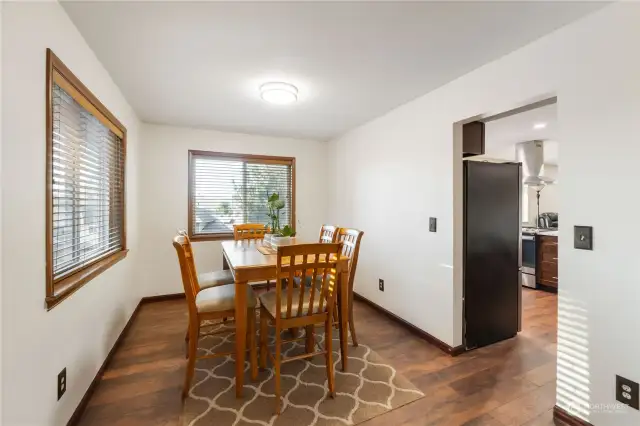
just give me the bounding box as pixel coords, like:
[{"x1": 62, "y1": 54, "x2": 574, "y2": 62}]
[
  {"x1": 196, "y1": 284, "x2": 258, "y2": 314},
  {"x1": 197, "y1": 270, "x2": 234, "y2": 289}
]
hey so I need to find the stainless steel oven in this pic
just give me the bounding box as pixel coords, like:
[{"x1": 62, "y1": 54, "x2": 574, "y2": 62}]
[{"x1": 522, "y1": 233, "x2": 537, "y2": 288}]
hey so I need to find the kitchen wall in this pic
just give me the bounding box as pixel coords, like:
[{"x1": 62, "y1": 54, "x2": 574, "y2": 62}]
[
  {"x1": 1, "y1": 3, "x2": 141, "y2": 425},
  {"x1": 327, "y1": 3, "x2": 640, "y2": 424},
  {"x1": 138, "y1": 123, "x2": 328, "y2": 296},
  {"x1": 539, "y1": 164, "x2": 559, "y2": 215},
  {"x1": 525, "y1": 164, "x2": 560, "y2": 225}
]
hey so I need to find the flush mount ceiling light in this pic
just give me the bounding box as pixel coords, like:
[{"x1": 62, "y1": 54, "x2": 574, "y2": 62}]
[
  {"x1": 260, "y1": 82, "x2": 298, "y2": 105},
  {"x1": 533, "y1": 122, "x2": 547, "y2": 130}
]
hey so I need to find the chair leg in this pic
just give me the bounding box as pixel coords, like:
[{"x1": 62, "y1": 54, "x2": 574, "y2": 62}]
[
  {"x1": 184, "y1": 324, "x2": 190, "y2": 359},
  {"x1": 267, "y1": 280, "x2": 271, "y2": 291},
  {"x1": 305, "y1": 325, "x2": 315, "y2": 353},
  {"x1": 274, "y1": 324, "x2": 282, "y2": 414},
  {"x1": 325, "y1": 317, "x2": 335, "y2": 398},
  {"x1": 349, "y1": 302, "x2": 358, "y2": 347},
  {"x1": 248, "y1": 308, "x2": 258, "y2": 381},
  {"x1": 182, "y1": 321, "x2": 200, "y2": 399},
  {"x1": 259, "y1": 307, "x2": 268, "y2": 369}
]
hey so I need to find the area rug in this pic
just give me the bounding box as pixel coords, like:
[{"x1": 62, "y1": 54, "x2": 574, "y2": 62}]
[{"x1": 182, "y1": 319, "x2": 424, "y2": 426}]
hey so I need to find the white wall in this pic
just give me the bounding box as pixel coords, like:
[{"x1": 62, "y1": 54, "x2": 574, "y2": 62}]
[
  {"x1": 1, "y1": 3, "x2": 141, "y2": 425},
  {"x1": 0, "y1": 2, "x2": 3, "y2": 421},
  {"x1": 328, "y1": 3, "x2": 640, "y2": 425},
  {"x1": 525, "y1": 164, "x2": 560, "y2": 226},
  {"x1": 539, "y1": 164, "x2": 559, "y2": 215},
  {"x1": 138, "y1": 123, "x2": 328, "y2": 296}
]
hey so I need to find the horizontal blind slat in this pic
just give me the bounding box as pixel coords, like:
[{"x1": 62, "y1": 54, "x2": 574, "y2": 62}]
[{"x1": 51, "y1": 82, "x2": 125, "y2": 280}]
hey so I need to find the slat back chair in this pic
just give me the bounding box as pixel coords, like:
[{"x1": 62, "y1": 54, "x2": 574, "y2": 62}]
[
  {"x1": 233, "y1": 223, "x2": 270, "y2": 240},
  {"x1": 336, "y1": 228, "x2": 364, "y2": 346},
  {"x1": 258, "y1": 243, "x2": 343, "y2": 414},
  {"x1": 319, "y1": 224, "x2": 338, "y2": 243},
  {"x1": 233, "y1": 223, "x2": 274, "y2": 289},
  {"x1": 173, "y1": 234, "x2": 258, "y2": 399}
]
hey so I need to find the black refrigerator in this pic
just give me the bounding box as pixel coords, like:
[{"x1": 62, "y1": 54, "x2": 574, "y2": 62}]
[{"x1": 463, "y1": 160, "x2": 522, "y2": 350}]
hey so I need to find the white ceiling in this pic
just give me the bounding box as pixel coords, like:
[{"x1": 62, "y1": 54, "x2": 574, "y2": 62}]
[
  {"x1": 482, "y1": 103, "x2": 558, "y2": 165},
  {"x1": 62, "y1": 1, "x2": 603, "y2": 141}
]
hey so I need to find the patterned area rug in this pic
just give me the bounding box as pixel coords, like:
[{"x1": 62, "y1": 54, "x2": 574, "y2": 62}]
[{"x1": 182, "y1": 319, "x2": 424, "y2": 426}]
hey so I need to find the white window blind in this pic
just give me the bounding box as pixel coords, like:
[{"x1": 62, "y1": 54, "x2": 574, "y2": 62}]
[
  {"x1": 189, "y1": 152, "x2": 294, "y2": 238},
  {"x1": 51, "y1": 82, "x2": 125, "y2": 280}
]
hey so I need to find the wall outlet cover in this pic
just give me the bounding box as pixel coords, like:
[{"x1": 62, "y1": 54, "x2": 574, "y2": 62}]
[
  {"x1": 429, "y1": 217, "x2": 437, "y2": 232},
  {"x1": 616, "y1": 375, "x2": 639, "y2": 410},
  {"x1": 378, "y1": 279, "x2": 384, "y2": 292},
  {"x1": 57, "y1": 368, "x2": 67, "y2": 401},
  {"x1": 574, "y1": 226, "x2": 593, "y2": 250}
]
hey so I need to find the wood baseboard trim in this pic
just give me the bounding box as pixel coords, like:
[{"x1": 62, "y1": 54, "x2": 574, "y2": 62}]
[
  {"x1": 66, "y1": 301, "x2": 143, "y2": 426},
  {"x1": 353, "y1": 292, "x2": 465, "y2": 357},
  {"x1": 140, "y1": 292, "x2": 186, "y2": 303},
  {"x1": 553, "y1": 406, "x2": 594, "y2": 426}
]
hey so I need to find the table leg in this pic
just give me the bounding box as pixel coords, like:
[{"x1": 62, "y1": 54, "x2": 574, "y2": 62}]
[
  {"x1": 338, "y1": 269, "x2": 349, "y2": 372},
  {"x1": 235, "y1": 280, "x2": 248, "y2": 398}
]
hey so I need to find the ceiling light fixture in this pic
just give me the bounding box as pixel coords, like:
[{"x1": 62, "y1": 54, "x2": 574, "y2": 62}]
[
  {"x1": 533, "y1": 122, "x2": 547, "y2": 130},
  {"x1": 260, "y1": 82, "x2": 298, "y2": 105}
]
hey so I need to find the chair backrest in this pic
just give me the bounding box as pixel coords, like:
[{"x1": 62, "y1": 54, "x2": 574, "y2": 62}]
[
  {"x1": 336, "y1": 228, "x2": 364, "y2": 291},
  {"x1": 276, "y1": 243, "x2": 342, "y2": 320},
  {"x1": 172, "y1": 233, "x2": 201, "y2": 319},
  {"x1": 233, "y1": 223, "x2": 270, "y2": 240},
  {"x1": 319, "y1": 224, "x2": 338, "y2": 243}
]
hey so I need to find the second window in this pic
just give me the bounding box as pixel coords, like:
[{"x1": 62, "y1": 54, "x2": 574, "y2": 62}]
[{"x1": 188, "y1": 151, "x2": 295, "y2": 240}]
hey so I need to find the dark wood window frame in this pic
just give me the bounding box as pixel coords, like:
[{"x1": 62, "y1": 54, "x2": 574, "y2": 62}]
[
  {"x1": 188, "y1": 150, "x2": 296, "y2": 241},
  {"x1": 45, "y1": 49, "x2": 128, "y2": 310}
]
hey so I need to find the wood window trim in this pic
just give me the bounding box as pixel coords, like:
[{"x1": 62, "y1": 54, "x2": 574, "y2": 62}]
[
  {"x1": 45, "y1": 48, "x2": 128, "y2": 310},
  {"x1": 187, "y1": 150, "x2": 296, "y2": 242}
]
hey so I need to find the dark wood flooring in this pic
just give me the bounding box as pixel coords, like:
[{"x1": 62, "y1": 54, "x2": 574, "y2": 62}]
[{"x1": 77, "y1": 288, "x2": 558, "y2": 426}]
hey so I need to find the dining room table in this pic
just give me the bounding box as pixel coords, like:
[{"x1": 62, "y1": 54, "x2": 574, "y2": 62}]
[{"x1": 221, "y1": 238, "x2": 351, "y2": 398}]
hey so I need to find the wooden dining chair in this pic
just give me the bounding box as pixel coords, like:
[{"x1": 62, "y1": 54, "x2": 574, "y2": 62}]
[
  {"x1": 233, "y1": 223, "x2": 270, "y2": 240},
  {"x1": 233, "y1": 223, "x2": 274, "y2": 290},
  {"x1": 258, "y1": 243, "x2": 343, "y2": 414},
  {"x1": 173, "y1": 233, "x2": 258, "y2": 399},
  {"x1": 319, "y1": 224, "x2": 338, "y2": 243},
  {"x1": 177, "y1": 230, "x2": 235, "y2": 290},
  {"x1": 336, "y1": 228, "x2": 364, "y2": 347}
]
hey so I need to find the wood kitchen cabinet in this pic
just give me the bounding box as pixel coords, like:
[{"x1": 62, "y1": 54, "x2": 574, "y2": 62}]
[{"x1": 537, "y1": 235, "x2": 558, "y2": 289}]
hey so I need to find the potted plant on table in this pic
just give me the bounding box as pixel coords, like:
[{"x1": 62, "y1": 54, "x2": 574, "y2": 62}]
[{"x1": 266, "y1": 193, "x2": 296, "y2": 246}]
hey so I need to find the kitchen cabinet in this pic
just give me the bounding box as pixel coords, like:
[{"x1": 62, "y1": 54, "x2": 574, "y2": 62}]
[
  {"x1": 462, "y1": 121, "x2": 485, "y2": 157},
  {"x1": 537, "y1": 235, "x2": 558, "y2": 289}
]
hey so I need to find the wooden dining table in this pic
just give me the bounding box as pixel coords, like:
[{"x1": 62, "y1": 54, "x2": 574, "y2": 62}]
[{"x1": 221, "y1": 239, "x2": 351, "y2": 397}]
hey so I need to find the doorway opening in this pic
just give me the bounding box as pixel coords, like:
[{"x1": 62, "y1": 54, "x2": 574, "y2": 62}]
[{"x1": 457, "y1": 96, "x2": 559, "y2": 351}]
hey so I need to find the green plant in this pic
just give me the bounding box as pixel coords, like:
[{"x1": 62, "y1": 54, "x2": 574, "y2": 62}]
[
  {"x1": 266, "y1": 193, "x2": 296, "y2": 237},
  {"x1": 266, "y1": 193, "x2": 285, "y2": 233},
  {"x1": 280, "y1": 225, "x2": 296, "y2": 237}
]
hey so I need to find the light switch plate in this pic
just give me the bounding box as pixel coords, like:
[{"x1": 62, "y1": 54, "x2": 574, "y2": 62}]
[
  {"x1": 429, "y1": 217, "x2": 437, "y2": 232},
  {"x1": 574, "y1": 226, "x2": 593, "y2": 250}
]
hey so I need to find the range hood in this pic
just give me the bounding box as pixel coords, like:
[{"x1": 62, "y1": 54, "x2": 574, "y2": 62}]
[{"x1": 515, "y1": 141, "x2": 554, "y2": 186}]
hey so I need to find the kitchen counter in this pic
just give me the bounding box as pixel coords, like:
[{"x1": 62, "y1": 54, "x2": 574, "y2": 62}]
[{"x1": 522, "y1": 227, "x2": 558, "y2": 237}]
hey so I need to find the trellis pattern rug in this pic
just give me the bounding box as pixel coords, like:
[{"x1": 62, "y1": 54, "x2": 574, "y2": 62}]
[{"x1": 182, "y1": 319, "x2": 424, "y2": 426}]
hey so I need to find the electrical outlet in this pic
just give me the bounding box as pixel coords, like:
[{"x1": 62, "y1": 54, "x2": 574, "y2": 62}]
[
  {"x1": 429, "y1": 217, "x2": 437, "y2": 232},
  {"x1": 616, "y1": 375, "x2": 639, "y2": 410},
  {"x1": 58, "y1": 368, "x2": 66, "y2": 400},
  {"x1": 379, "y1": 279, "x2": 384, "y2": 292}
]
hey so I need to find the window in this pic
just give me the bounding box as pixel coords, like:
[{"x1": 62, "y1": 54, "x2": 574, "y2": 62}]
[
  {"x1": 46, "y1": 49, "x2": 127, "y2": 309},
  {"x1": 188, "y1": 151, "x2": 295, "y2": 240}
]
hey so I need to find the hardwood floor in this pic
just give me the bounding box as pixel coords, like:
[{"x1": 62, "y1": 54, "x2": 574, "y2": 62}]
[{"x1": 76, "y1": 288, "x2": 558, "y2": 426}]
